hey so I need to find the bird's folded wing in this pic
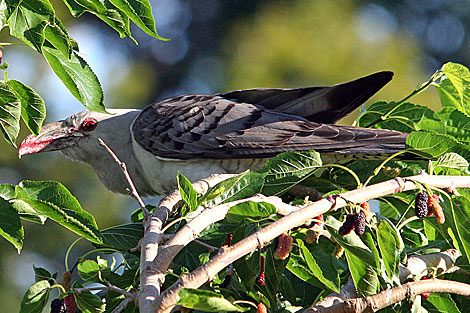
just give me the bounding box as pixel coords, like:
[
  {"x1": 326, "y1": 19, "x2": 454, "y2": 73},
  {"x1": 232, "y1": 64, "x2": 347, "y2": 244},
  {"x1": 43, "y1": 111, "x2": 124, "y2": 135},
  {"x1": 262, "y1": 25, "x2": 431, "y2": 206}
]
[{"x1": 131, "y1": 94, "x2": 407, "y2": 160}]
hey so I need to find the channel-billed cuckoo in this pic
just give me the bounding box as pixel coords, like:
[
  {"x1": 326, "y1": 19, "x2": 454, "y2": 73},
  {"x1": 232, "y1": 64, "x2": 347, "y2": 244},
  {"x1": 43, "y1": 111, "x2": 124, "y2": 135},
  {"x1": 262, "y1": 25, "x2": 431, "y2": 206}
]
[{"x1": 18, "y1": 71, "x2": 407, "y2": 196}]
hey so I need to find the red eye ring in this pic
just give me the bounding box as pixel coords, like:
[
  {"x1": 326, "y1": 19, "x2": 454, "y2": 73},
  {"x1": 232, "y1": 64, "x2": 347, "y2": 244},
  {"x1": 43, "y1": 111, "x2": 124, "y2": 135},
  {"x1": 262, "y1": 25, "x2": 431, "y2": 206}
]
[{"x1": 81, "y1": 118, "x2": 98, "y2": 132}]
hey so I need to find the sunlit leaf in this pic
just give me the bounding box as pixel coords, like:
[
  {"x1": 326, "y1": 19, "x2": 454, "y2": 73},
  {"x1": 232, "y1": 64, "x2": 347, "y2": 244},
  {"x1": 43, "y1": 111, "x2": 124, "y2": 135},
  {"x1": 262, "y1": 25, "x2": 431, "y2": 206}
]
[
  {"x1": 42, "y1": 45, "x2": 105, "y2": 112},
  {"x1": 108, "y1": 0, "x2": 166, "y2": 40},
  {"x1": 177, "y1": 171, "x2": 198, "y2": 212},
  {"x1": 177, "y1": 288, "x2": 241, "y2": 312},
  {"x1": 0, "y1": 196, "x2": 23, "y2": 252},
  {"x1": 298, "y1": 239, "x2": 340, "y2": 293},
  {"x1": 200, "y1": 170, "x2": 266, "y2": 206},
  {"x1": 258, "y1": 150, "x2": 322, "y2": 195},
  {"x1": 0, "y1": 81, "x2": 21, "y2": 145},
  {"x1": 18, "y1": 180, "x2": 102, "y2": 244},
  {"x1": 98, "y1": 223, "x2": 143, "y2": 250},
  {"x1": 7, "y1": 79, "x2": 46, "y2": 136},
  {"x1": 376, "y1": 219, "x2": 403, "y2": 282},
  {"x1": 19, "y1": 280, "x2": 50, "y2": 313}
]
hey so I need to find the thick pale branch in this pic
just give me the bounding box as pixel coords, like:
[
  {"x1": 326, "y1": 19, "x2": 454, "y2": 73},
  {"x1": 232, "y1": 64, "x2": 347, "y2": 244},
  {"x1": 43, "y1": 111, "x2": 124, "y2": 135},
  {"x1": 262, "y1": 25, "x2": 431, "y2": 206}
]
[
  {"x1": 138, "y1": 174, "x2": 235, "y2": 313},
  {"x1": 310, "y1": 249, "x2": 461, "y2": 310},
  {"x1": 306, "y1": 279, "x2": 470, "y2": 313},
  {"x1": 152, "y1": 174, "x2": 470, "y2": 312}
]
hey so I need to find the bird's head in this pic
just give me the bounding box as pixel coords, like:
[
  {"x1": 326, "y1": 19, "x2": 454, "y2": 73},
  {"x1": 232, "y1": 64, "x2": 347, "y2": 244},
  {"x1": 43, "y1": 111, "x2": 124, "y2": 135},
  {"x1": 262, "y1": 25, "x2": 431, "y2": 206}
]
[{"x1": 19, "y1": 109, "x2": 140, "y2": 161}]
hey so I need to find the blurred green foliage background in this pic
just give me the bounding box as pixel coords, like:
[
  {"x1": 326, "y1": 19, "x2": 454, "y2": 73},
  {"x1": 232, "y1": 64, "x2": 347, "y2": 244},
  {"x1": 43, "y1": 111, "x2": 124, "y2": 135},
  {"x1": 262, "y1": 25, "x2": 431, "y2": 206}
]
[{"x1": 1, "y1": 0, "x2": 469, "y2": 311}]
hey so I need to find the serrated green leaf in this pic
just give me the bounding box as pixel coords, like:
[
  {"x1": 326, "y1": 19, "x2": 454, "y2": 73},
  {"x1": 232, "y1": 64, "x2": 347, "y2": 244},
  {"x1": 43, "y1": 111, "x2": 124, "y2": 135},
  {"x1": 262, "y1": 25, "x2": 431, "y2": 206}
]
[
  {"x1": 7, "y1": 0, "x2": 53, "y2": 52},
  {"x1": 0, "y1": 80, "x2": 21, "y2": 145},
  {"x1": 98, "y1": 223, "x2": 143, "y2": 250},
  {"x1": 0, "y1": 196, "x2": 23, "y2": 252},
  {"x1": 74, "y1": 282, "x2": 105, "y2": 313},
  {"x1": 42, "y1": 45, "x2": 105, "y2": 112},
  {"x1": 177, "y1": 288, "x2": 241, "y2": 312},
  {"x1": 424, "y1": 293, "x2": 461, "y2": 313},
  {"x1": 44, "y1": 22, "x2": 73, "y2": 57},
  {"x1": 0, "y1": 0, "x2": 10, "y2": 31},
  {"x1": 62, "y1": 0, "x2": 132, "y2": 39},
  {"x1": 358, "y1": 101, "x2": 435, "y2": 133},
  {"x1": 18, "y1": 180, "x2": 102, "y2": 244},
  {"x1": 177, "y1": 171, "x2": 198, "y2": 212},
  {"x1": 33, "y1": 265, "x2": 54, "y2": 283},
  {"x1": 225, "y1": 201, "x2": 276, "y2": 224},
  {"x1": 200, "y1": 170, "x2": 266, "y2": 206},
  {"x1": 107, "y1": 0, "x2": 166, "y2": 40},
  {"x1": 451, "y1": 195, "x2": 470, "y2": 263},
  {"x1": 439, "y1": 62, "x2": 470, "y2": 115},
  {"x1": 432, "y1": 152, "x2": 469, "y2": 175},
  {"x1": 376, "y1": 219, "x2": 403, "y2": 282},
  {"x1": 406, "y1": 131, "x2": 470, "y2": 159},
  {"x1": 325, "y1": 216, "x2": 378, "y2": 296},
  {"x1": 7, "y1": 79, "x2": 46, "y2": 135},
  {"x1": 298, "y1": 239, "x2": 340, "y2": 293},
  {"x1": 19, "y1": 280, "x2": 50, "y2": 313},
  {"x1": 258, "y1": 150, "x2": 322, "y2": 196},
  {"x1": 78, "y1": 259, "x2": 111, "y2": 283}
]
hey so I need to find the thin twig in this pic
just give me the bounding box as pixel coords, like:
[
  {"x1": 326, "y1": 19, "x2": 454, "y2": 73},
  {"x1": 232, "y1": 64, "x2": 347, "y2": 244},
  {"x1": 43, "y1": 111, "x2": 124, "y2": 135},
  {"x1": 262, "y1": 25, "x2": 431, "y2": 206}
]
[
  {"x1": 97, "y1": 138, "x2": 148, "y2": 215},
  {"x1": 111, "y1": 297, "x2": 134, "y2": 313},
  {"x1": 193, "y1": 239, "x2": 220, "y2": 253},
  {"x1": 74, "y1": 284, "x2": 135, "y2": 299}
]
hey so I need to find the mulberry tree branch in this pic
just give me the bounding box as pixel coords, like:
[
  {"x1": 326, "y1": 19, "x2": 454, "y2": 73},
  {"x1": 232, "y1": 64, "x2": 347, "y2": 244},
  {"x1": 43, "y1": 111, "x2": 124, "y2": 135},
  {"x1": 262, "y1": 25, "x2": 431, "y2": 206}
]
[{"x1": 152, "y1": 173, "x2": 470, "y2": 313}]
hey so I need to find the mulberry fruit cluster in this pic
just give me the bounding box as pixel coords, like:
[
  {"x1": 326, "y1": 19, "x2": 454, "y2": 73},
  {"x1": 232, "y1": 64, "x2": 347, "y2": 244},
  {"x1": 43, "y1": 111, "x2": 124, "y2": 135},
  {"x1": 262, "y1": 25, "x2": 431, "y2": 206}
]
[
  {"x1": 256, "y1": 256, "x2": 266, "y2": 286},
  {"x1": 339, "y1": 210, "x2": 367, "y2": 236},
  {"x1": 414, "y1": 192, "x2": 445, "y2": 224},
  {"x1": 415, "y1": 192, "x2": 429, "y2": 218},
  {"x1": 257, "y1": 303, "x2": 267, "y2": 313}
]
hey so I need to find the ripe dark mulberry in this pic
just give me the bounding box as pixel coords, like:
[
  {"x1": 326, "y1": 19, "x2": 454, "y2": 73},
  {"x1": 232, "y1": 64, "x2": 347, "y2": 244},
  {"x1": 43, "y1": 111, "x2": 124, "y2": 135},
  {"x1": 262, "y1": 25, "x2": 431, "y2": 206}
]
[
  {"x1": 51, "y1": 299, "x2": 65, "y2": 313},
  {"x1": 354, "y1": 211, "x2": 366, "y2": 236},
  {"x1": 339, "y1": 214, "x2": 355, "y2": 236},
  {"x1": 415, "y1": 192, "x2": 429, "y2": 218}
]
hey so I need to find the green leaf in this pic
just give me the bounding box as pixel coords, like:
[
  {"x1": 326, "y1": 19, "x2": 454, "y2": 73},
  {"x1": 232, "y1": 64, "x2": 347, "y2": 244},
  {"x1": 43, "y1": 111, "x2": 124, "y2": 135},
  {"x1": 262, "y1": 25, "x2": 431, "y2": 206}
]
[
  {"x1": 376, "y1": 219, "x2": 403, "y2": 282},
  {"x1": 200, "y1": 170, "x2": 266, "y2": 206},
  {"x1": 98, "y1": 223, "x2": 142, "y2": 250},
  {"x1": 107, "y1": 0, "x2": 166, "y2": 40},
  {"x1": 18, "y1": 180, "x2": 102, "y2": 244},
  {"x1": 0, "y1": 0, "x2": 10, "y2": 30},
  {"x1": 42, "y1": 45, "x2": 105, "y2": 112},
  {"x1": 177, "y1": 171, "x2": 198, "y2": 212},
  {"x1": 177, "y1": 288, "x2": 241, "y2": 312},
  {"x1": 358, "y1": 101, "x2": 435, "y2": 133},
  {"x1": 7, "y1": 80, "x2": 46, "y2": 135},
  {"x1": 225, "y1": 201, "x2": 276, "y2": 224},
  {"x1": 74, "y1": 282, "x2": 105, "y2": 313},
  {"x1": 424, "y1": 293, "x2": 461, "y2": 313},
  {"x1": 0, "y1": 80, "x2": 21, "y2": 145},
  {"x1": 325, "y1": 216, "x2": 378, "y2": 296},
  {"x1": 258, "y1": 150, "x2": 322, "y2": 196},
  {"x1": 0, "y1": 196, "x2": 23, "y2": 252},
  {"x1": 44, "y1": 22, "x2": 73, "y2": 57},
  {"x1": 451, "y1": 195, "x2": 470, "y2": 263},
  {"x1": 432, "y1": 152, "x2": 469, "y2": 175},
  {"x1": 19, "y1": 280, "x2": 50, "y2": 313},
  {"x1": 78, "y1": 259, "x2": 111, "y2": 283},
  {"x1": 298, "y1": 239, "x2": 340, "y2": 293},
  {"x1": 33, "y1": 265, "x2": 54, "y2": 283},
  {"x1": 62, "y1": 0, "x2": 132, "y2": 39},
  {"x1": 7, "y1": 0, "x2": 53, "y2": 52},
  {"x1": 438, "y1": 62, "x2": 470, "y2": 115},
  {"x1": 406, "y1": 131, "x2": 470, "y2": 159}
]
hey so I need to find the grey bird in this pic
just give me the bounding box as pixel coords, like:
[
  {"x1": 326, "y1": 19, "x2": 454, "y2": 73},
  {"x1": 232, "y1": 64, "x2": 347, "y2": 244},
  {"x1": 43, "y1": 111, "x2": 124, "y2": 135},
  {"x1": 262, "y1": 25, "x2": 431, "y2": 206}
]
[{"x1": 18, "y1": 71, "x2": 407, "y2": 196}]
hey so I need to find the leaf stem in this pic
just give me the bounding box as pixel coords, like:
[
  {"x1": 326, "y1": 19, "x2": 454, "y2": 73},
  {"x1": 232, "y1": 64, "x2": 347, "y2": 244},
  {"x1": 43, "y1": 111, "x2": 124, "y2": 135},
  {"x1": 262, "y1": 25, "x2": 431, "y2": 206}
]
[
  {"x1": 65, "y1": 237, "x2": 82, "y2": 272},
  {"x1": 365, "y1": 70, "x2": 444, "y2": 128},
  {"x1": 322, "y1": 163, "x2": 362, "y2": 188}
]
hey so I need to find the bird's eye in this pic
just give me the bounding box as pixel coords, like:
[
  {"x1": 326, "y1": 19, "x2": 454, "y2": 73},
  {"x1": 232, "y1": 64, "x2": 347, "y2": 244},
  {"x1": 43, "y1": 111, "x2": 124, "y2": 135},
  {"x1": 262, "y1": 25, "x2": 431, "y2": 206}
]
[{"x1": 81, "y1": 118, "x2": 98, "y2": 132}]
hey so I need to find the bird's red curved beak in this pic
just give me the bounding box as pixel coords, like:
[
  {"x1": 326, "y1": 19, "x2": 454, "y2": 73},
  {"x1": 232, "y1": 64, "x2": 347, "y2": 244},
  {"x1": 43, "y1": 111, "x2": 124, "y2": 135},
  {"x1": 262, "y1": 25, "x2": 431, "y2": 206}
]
[{"x1": 18, "y1": 122, "x2": 83, "y2": 158}]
